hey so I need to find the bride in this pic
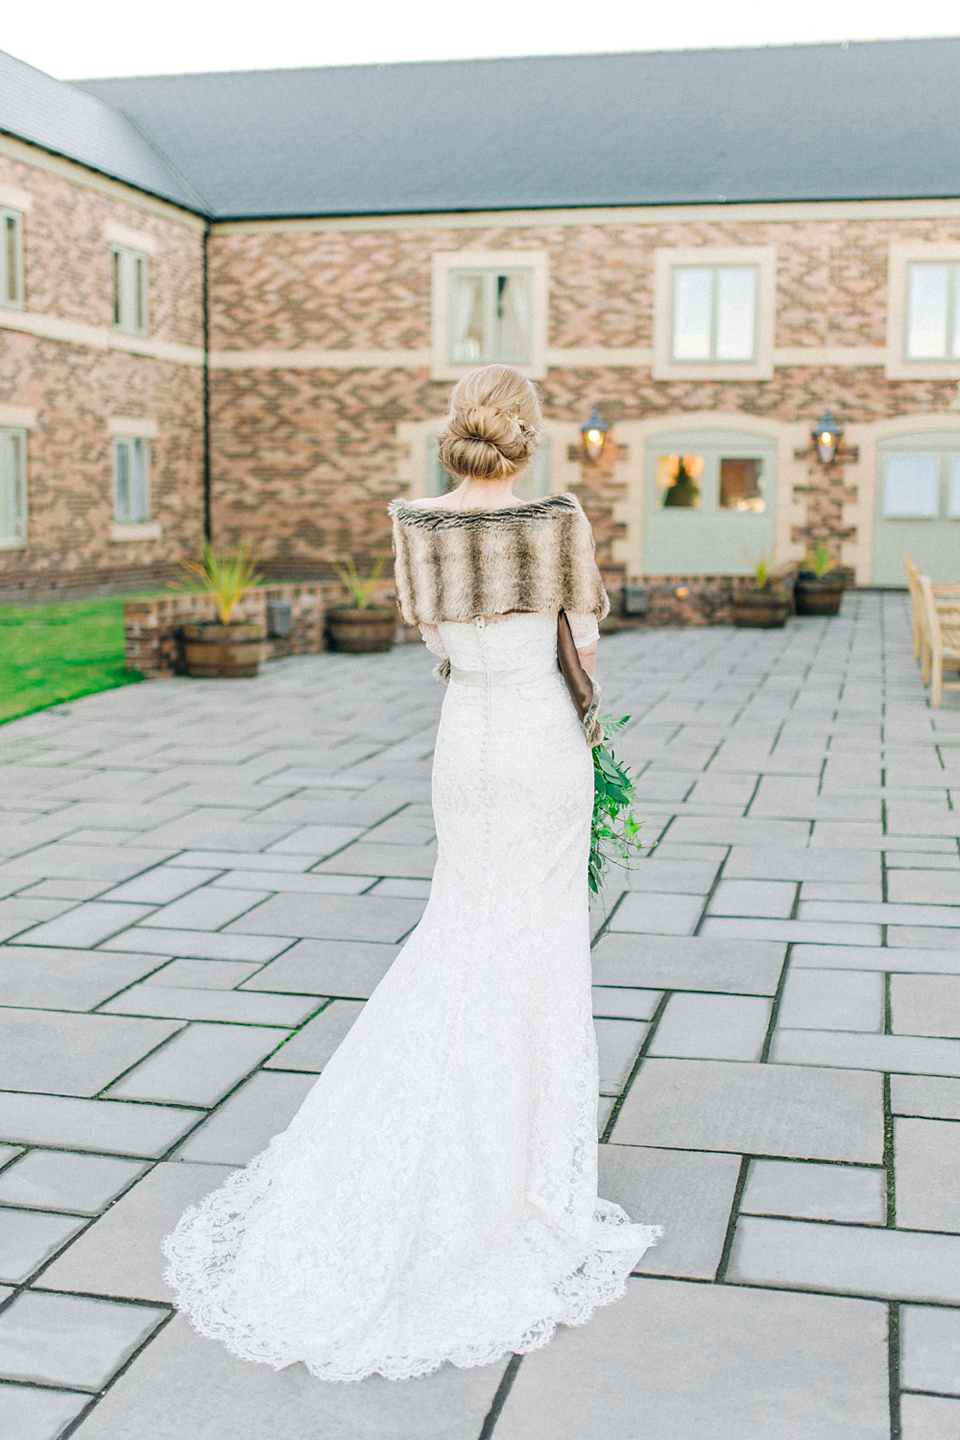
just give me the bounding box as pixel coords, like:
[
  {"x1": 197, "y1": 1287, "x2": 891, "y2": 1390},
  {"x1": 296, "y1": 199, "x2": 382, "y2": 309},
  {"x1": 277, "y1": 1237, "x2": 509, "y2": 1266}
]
[{"x1": 162, "y1": 363, "x2": 660, "y2": 1383}]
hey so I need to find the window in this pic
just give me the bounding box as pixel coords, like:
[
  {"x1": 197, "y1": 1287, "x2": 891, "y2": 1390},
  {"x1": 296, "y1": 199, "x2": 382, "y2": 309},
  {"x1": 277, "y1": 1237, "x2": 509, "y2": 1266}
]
[
  {"x1": 905, "y1": 263, "x2": 960, "y2": 360},
  {"x1": 655, "y1": 452, "x2": 766, "y2": 512},
  {"x1": 0, "y1": 428, "x2": 27, "y2": 547},
  {"x1": 112, "y1": 246, "x2": 148, "y2": 335},
  {"x1": 449, "y1": 269, "x2": 532, "y2": 365},
  {"x1": 882, "y1": 451, "x2": 960, "y2": 519},
  {"x1": 113, "y1": 437, "x2": 150, "y2": 522},
  {"x1": 426, "y1": 434, "x2": 551, "y2": 499},
  {"x1": 672, "y1": 265, "x2": 758, "y2": 363},
  {"x1": 1, "y1": 208, "x2": 24, "y2": 309}
]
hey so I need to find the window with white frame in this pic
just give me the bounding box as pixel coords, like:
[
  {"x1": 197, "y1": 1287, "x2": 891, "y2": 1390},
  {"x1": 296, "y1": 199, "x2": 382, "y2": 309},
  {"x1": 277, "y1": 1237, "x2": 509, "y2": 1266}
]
[
  {"x1": 113, "y1": 437, "x2": 150, "y2": 522},
  {"x1": 905, "y1": 262, "x2": 960, "y2": 361},
  {"x1": 448, "y1": 268, "x2": 533, "y2": 365},
  {"x1": 112, "y1": 246, "x2": 148, "y2": 335},
  {"x1": 671, "y1": 264, "x2": 758, "y2": 363},
  {"x1": 883, "y1": 451, "x2": 960, "y2": 518},
  {"x1": 1, "y1": 208, "x2": 24, "y2": 310},
  {"x1": 0, "y1": 428, "x2": 27, "y2": 546}
]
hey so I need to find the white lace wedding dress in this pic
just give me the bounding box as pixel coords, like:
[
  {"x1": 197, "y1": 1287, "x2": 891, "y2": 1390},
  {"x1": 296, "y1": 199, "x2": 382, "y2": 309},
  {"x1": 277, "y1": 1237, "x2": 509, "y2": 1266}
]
[{"x1": 162, "y1": 609, "x2": 660, "y2": 1382}]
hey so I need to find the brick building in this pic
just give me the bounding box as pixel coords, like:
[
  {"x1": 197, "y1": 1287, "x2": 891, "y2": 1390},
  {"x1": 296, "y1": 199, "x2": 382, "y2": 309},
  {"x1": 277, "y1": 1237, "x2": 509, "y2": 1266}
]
[{"x1": 2, "y1": 40, "x2": 960, "y2": 611}]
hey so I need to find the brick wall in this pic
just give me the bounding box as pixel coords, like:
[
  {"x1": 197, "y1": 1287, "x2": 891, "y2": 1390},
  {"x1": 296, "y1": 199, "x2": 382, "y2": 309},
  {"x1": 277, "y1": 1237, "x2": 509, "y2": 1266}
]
[
  {"x1": 124, "y1": 583, "x2": 329, "y2": 678},
  {"x1": 0, "y1": 150, "x2": 205, "y2": 599}
]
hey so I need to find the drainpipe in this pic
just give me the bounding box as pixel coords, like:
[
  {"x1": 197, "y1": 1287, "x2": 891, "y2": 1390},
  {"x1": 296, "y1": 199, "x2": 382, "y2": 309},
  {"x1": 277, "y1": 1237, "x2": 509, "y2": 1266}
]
[{"x1": 202, "y1": 219, "x2": 212, "y2": 543}]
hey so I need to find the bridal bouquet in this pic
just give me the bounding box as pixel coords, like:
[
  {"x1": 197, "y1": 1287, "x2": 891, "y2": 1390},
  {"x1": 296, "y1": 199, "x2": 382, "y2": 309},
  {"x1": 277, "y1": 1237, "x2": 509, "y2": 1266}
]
[{"x1": 589, "y1": 716, "x2": 644, "y2": 895}]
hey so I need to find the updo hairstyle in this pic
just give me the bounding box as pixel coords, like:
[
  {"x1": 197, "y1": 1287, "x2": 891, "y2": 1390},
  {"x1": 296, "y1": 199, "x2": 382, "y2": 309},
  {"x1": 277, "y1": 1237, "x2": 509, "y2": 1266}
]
[{"x1": 436, "y1": 364, "x2": 543, "y2": 481}]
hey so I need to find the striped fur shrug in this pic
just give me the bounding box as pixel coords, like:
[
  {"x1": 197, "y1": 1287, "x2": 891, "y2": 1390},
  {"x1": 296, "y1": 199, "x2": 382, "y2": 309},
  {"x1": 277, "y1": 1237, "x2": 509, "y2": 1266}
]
[{"x1": 388, "y1": 493, "x2": 609, "y2": 626}]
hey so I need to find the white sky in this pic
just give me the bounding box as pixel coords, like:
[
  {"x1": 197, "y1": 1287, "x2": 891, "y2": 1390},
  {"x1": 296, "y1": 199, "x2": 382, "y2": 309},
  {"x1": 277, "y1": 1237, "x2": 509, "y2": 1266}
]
[{"x1": 3, "y1": 0, "x2": 959, "y2": 79}]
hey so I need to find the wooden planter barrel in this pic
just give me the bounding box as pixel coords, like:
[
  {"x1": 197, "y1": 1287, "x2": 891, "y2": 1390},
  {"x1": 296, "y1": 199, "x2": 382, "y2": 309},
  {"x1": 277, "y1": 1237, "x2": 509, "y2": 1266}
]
[
  {"x1": 794, "y1": 574, "x2": 845, "y2": 617},
  {"x1": 326, "y1": 606, "x2": 397, "y2": 654},
  {"x1": 731, "y1": 588, "x2": 792, "y2": 629},
  {"x1": 180, "y1": 622, "x2": 264, "y2": 678}
]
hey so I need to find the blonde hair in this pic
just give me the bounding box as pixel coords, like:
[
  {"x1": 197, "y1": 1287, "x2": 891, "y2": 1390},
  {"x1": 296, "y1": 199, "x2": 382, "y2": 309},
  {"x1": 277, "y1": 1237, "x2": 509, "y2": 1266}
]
[{"x1": 437, "y1": 364, "x2": 543, "y2": 481}]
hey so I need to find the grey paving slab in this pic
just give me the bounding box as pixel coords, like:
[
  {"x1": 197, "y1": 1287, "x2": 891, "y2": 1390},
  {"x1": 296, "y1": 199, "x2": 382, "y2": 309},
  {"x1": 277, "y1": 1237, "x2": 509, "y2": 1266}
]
[
  {"x1": 99, "y1": 927, "x2": 291, "y2": 962},
  {"x1": 599, "y1": 1145, "x2": 740, "y2": 1279},
  {"x1": 666, "y1": 816, "x2": 814, "y2": 848},
  {"x1": 264, "y1": 1000, "x2": 364, "y2": 1072},
  {"x1": 105, "y1": 1022, "x2": 284, "y2": 1105},
  {"x1": 0, "y1": 1146, "x2": 23, "y2": 1171},
  {"x1": 373, "y1": 877, "x2": 432, "y2": 898},
  {"x1": 0, "y1": 947, "x2": 165, "y2": 1011},
  {"x1": 889, "y1": 871, "x2": 960, "y2": 905},
  {"x1": 700, "y1": 916, "x2": 883, "y2": 946},
  {"x1": 172, "y1": 1071, "x2": 317, "y2": 1164},
  {"x1": 741, "y1": 1159, "x2": 887, "y2": 1224},
  {"x1": 98, "y1": 867, "x2": 221, "y2": 903},
  {"x1": 210, "y1": 868, "x2": 371, "y2": 895},
  {"x1": 896, "y1": 1119, "x2": 960, "y2": 1233},
  {"x1": 623, "y1": 858, "x2": 720, "y2": 893},
  {"x1": 728, "y1": 1215, "x2": 960, "y2": 1302},
  {"x1": 241, "y1": 939, "x2": 400, "y2": 998},
  {"x1": 0, "y1": 1093, "x2": 203, "y2": 1158},
  {"x1": 36, "y1": 1161, "x2": 232, "y2": 1301},
  {"x1": 707, "y1": 878, "x2": 797, "y2": 917},
  {"x1": 607, "y1": 891, "x2": 704, "y2": 936},
  {"x1": 772, "y1": 1030, "x2": 960, "y2": 1078},
  {"x1": 0, "y1": 1152, "x2": 146, "y2": 1215},
  {"x1": 140, "y1": 957, "x2": 263, "y2": 988},
  {"x1": 800, "y1": 899, "x2": 960, "y2": 928},
  {"x1": 0, "y1": 1009, "x2": 182, "y2": 1097},
  {"x1": 267, "y1": 824, "x2": 365, "y2": 855},
  {"x1": 0, "y1": 1209, "x2": 87, "y2": 1283},
  {"x1": 0, "y1": 1382, "x2": 89, "y2": 1440},
  {"x1": 892, "y1": 927, "x2": 960, "y2": 952},
  {"x1": 900, "y1": 1394, "x2": 960, "y2": 1439},
  {"x1": 591, "y1": 986, "x2": 662, "y2": 1020},
  {"x1": 137, "y1": 886, "x2": 269, "y2": 931},
  {"x1": 72, "y1": 1311, "x2": 508, "y2": 1440},
  {"x1": 778, "y1": 968, "x2": 885, "y2": 1032},
  {"x1": 801, "y1": 881, "x2": 885, "y2": 902},
  {"x1": 591, "y1": 934, "x2": 785, "y2": 995},
  {"x1": 594, "y1": 1019, "x2": 648, "y2": 1093},
  {"x1": 893, "y1": 1077, "x2": 960, "y2": 1121},
  {"x1": 901, "y1": 1305, "x2": 960, "y2": 1396},
  {"x1": 99, "y1": 983, "x2": 317, "y2": 1028},
  {"x1": 135, "y1": 815, "x2": 294, "y2": 852},
  {"x1": 494, "y1": 1277, "x2": 889, "y2": 1440},
  {"x1": 0, "y1": 845, "x2": 164, "y2": 883},
  {"x1": 0, "y1": 1291, "x2": 166, "y2": 1391},
  {"x1": 164, "y1": 849, "x2": 312, "y2": 871},
  {"x1": 17, "y1": 879, "x2": 107, "y2": 900},
  {"x1": 312, "y1": 842, "x2": 438, "y2": 879},
  {"x1": 613, "y1": 1058, "x2": 883, "y2": 1162},
  {"x1": 225, "y1": 892, "x2": 425, "y2": 943},
  {"x1": 792, "y1": 943, "x2": 960, "y2": 975},
  {"x1": 14, "y1": 902, "x2": 154, "y2": 949},
  {"x1": 894, "y1": 976, "x2": 960, "y2": 1039},
  {"x1": 0, "y1": 896, "x2": 74, "y2": 942},
  {"x1": 647, "y1": 993, "x2": 770, "y2": 1061}
]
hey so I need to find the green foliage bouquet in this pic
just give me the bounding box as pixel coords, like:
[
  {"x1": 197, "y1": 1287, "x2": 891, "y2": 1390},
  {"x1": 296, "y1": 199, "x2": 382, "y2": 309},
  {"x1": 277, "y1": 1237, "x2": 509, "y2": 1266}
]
[{"x1": 590, "y1": 715, "x2": 644, "y2": 894}]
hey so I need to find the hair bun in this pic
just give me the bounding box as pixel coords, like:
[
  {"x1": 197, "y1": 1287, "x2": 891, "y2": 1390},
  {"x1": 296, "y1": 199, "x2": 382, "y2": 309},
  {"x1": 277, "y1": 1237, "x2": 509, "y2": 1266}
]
[{"x1": 437, "y1": 365, "x2": 542, "y2": 482}]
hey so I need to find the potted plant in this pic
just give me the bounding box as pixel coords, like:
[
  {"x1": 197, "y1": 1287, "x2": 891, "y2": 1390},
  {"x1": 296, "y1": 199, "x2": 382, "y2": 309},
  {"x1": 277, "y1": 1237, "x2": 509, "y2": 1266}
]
[
  {"x1": 731, "y1": 554, "x2": 792, "y2": 629},
  {"x1": 326, "y1": 556, "x2": 396, "y2": 653},
  {"x1": 794, "y1": 541, "x2": 846, "y2": 617},
  {"x1": 175, "y1": 541, "x2": 265, "y2": 678}
]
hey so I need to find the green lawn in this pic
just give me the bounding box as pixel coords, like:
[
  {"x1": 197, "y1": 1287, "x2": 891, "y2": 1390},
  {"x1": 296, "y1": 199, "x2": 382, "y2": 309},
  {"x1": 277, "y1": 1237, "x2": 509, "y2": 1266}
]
[{"x1": 0, "y1": 598, "x2": 142, "y2": 725}]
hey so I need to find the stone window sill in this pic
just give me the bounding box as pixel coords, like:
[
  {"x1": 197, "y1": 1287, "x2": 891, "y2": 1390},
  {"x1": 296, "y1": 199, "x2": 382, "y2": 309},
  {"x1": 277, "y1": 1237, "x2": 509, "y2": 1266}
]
[{"x1": 111, "y1": 521, "x2": 161, "y2": 542}]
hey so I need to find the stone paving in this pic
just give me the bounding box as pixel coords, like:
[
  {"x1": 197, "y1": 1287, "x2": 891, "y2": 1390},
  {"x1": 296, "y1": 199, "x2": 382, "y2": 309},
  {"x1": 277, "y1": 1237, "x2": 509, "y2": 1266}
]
[{"x1": 0, "y1": 591, "x2": 958, "y2": 1439}]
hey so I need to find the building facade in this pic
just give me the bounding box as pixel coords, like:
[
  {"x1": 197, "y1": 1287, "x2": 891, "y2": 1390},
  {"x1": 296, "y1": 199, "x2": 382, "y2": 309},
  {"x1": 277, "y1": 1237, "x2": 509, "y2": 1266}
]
[{"x1": 2, "y1": 42, "x2": 960, "y2": 607}]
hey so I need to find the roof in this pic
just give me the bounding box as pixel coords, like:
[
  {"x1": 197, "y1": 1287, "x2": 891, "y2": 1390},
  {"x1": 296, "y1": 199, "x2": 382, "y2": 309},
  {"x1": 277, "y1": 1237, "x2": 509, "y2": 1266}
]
[
  {"x1": 0, "y1": 48, "x2": 206, "y2": 211},
  {"x1": 4, "y1": 39, "x2": 960, "y2": 220}
]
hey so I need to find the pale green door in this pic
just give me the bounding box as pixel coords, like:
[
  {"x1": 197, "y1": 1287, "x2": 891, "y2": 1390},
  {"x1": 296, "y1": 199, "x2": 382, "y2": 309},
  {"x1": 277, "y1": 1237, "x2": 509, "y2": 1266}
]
[
  {"x1": 873, "y1": 433, "x2": 960, "y2": 586},
  {"x1": 643, "y1": 429, "x2": 778, "y2": 576}
]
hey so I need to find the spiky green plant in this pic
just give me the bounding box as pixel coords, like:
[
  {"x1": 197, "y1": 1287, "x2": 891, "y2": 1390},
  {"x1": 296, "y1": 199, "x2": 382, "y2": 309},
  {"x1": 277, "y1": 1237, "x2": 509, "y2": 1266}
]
[
  {"x1": 590, "y1": 715, "x2": 644, "y2": 894},
  {"x1": 172, "y1": 540, "x2": 261, "y2": 624},
  {"x1": 330, "y1": 555, "x2": 387, "y2": 610},
  {"x1": 808, "y1": 540, "x2": 837, "y2": 579}
]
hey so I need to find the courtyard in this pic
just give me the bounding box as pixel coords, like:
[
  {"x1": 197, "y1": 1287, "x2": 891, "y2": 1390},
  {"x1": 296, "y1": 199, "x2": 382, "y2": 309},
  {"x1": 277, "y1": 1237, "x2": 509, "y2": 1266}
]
[{"x1": 0, "y1": 591, "x2": 958, "y2": 1439}]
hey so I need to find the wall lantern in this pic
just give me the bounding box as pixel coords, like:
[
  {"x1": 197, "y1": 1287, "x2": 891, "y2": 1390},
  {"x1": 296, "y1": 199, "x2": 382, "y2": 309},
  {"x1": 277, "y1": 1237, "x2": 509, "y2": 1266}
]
[
  {"x1": 580, "y1": 405, "x2": 609, "y2": 462},
  {"x1": 812, "y1": 409, "x2": 844, "y2": 465}
]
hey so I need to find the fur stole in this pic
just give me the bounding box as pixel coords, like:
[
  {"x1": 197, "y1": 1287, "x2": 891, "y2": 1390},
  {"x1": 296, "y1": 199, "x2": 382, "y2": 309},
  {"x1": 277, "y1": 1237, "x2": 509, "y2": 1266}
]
[{"x1": 388, "y1": 493, "x2": 610, "y2": 626}]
